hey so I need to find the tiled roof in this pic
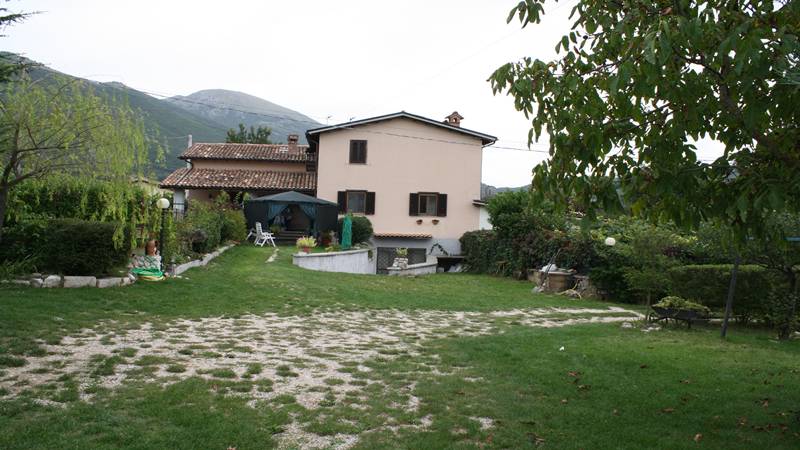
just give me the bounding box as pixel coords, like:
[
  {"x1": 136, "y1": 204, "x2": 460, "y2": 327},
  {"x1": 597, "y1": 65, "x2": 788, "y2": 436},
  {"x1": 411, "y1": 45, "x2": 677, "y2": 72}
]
[
  {"x1": 160, "y1": 168, "x2": 316, "y2": 191},
  {"x1": 373, "y1": 232, "x2": 433, "y2": 239},
  {"x1": 179, "y1": 143, "x2": 313, "y2": 162}
]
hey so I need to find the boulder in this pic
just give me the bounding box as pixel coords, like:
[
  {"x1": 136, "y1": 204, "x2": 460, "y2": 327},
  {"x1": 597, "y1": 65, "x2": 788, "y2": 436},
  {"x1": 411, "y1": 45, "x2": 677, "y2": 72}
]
[
  {"x1": 30, "y1": 278, "x2": 44, "y2": 288},
  {"x1": 43, "y1": 275, "x2": 62, "y2": 288},
  {"x1": 63, "y1": 276, "x2": 97, "y2": 288},
  {"x1": 96, "y1": 277, "x2": 123, "y2": 288}
]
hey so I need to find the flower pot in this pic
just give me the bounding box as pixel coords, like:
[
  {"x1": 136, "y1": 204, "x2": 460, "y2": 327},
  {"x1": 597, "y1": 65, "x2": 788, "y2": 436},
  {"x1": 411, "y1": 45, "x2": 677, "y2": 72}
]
[
  {"x1": 393, "y1": 257, "x2": 408, "y2": 269},
  {"x1": 416, "y1": 219, "x2": 423, "y2": 225},
  {"x1": 302, "y1": 247, "x2": 311, "y2": 253}
]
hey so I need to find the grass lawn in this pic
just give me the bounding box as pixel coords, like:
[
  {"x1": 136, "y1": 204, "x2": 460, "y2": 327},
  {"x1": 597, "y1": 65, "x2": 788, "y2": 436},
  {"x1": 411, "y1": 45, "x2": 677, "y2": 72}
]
[{"x1": 0, "y1": 245, "x2": 798, "y2": 449}]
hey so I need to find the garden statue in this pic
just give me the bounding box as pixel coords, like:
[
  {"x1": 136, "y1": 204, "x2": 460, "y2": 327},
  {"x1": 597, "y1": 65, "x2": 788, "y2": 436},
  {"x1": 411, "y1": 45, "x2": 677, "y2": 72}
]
[{"x1": 341, "y1": 214, "x2": 353, "y2": 249}]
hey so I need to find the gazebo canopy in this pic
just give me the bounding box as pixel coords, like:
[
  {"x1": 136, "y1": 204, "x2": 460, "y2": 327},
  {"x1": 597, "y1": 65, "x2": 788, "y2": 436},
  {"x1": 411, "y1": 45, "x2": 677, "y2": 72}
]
[
  {"x1": 244, "y1": 191, "x2": 339, "y2": 236},
  {"x1": 249, "y1": 191, "x2": 338, "y2": 206}
]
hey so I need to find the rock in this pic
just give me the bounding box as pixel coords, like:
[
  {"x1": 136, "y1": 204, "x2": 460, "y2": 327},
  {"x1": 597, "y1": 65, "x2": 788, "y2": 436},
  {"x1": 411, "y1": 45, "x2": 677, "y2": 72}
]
[
  {"x1": 620, "y1": 322, "x2": 634, "y2": 329},
  {"x1": 121, "y1": 276, "x2": 132, "y2": 286},
  {"x1": 43, "y1": 275, "x2": 62, "y2": 288},
  {"x1": 63, "y1": 276, "x2": 97, "y2": 288},
  {"x1": 30, "y1": 278, "x2": 44, "y2": 288},
  {"x1": 96, "y1": 277, "x2": 123, "y2": 288},
  {"x1": 31, "y1": 272, "x2": 42, "y2": 279}
]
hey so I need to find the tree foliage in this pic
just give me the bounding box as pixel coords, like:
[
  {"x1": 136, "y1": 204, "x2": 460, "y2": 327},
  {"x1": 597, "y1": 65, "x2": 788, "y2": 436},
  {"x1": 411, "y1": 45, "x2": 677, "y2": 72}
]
[
  {"x1": 226, "y1": 123, "x2": 273, "y2": 144},
  {"x1": 490, "y1": 0, "x2": 800, "y2": 237},
  {"x1": 0, "y1": 74, "x2": 157, "y2": 242},
  {"x1": 0, "y1": 3, "x2": 35, "y2": 82}
]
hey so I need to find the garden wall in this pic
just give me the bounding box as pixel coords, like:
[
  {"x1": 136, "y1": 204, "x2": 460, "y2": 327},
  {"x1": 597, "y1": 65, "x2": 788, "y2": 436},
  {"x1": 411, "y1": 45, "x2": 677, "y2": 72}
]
[{"x1": 293, "y1": 248, "x2": 375, "y2": 274}]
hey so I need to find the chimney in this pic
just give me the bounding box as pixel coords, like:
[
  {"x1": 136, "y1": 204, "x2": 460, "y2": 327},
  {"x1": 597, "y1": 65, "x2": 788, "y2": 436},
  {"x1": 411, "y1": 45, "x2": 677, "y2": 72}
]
[
  {"x1": 445, "y1": 111, "x2": 464, "y2": 127},
  {"x1": 287, "y1": 134, "x2": 299, "y2": 152},
  {"x1": 187, "y1": 134, "x2": 193, "y2": 148}
]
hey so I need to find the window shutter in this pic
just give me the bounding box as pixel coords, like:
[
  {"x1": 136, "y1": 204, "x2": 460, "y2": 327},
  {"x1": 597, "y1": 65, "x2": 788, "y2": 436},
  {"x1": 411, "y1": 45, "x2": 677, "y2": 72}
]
[
  {"x1": 337, "y1": 191, "x2": 347, "y2": 213},
  {"x1": 437, "y1": 193, "x2": 447, "y2": 217},
  {"x1": 409, "y1": 193, "x2": 419, "y2": 216},
  {"x1": 365, "y1": 192, "x2": 376, "y2": 215}
]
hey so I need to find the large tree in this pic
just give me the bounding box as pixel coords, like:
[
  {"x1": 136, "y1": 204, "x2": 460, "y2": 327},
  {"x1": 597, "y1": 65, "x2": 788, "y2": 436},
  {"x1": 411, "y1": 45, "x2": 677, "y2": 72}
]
[
  {"x1": 226, "y1": 123, "x2": 273, "y2": 144},
  {"x1": 0, "y1": 75, "x2": 153, "y2": 242},
  {"x1": 490, "y1": 0, "x2": 799, "y2": 238},
  {"x1": 0, "y1": 2, "x2": 35, "y2": 82}
]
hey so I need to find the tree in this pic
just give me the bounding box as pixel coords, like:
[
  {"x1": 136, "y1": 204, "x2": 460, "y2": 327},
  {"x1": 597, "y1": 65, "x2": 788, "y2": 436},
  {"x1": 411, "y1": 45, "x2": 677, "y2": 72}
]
[
  {"x1": 0, "y1": 75, "x2": 154, "y2": 243},
  {"x1": 226, "y1": 123, "x2": 273, "y2": 144},
  {"x1": 0, "y1": 3, "x2": 36, "y2": 82},
  {"x1": 490, "y1": 0, "x2": 799, "y2": 238}
]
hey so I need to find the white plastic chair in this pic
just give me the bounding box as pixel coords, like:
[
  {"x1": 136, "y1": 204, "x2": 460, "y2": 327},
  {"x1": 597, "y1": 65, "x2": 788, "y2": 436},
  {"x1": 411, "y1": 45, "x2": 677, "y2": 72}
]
[{"x1": 254, "y1": 222, "x2": 276, "y2": 247}]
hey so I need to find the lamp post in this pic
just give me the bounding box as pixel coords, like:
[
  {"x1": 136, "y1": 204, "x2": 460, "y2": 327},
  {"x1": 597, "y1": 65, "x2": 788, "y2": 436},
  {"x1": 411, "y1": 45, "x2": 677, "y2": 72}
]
[{"x1": 157, "y1": 197, "x2": 170, "y2": 272}]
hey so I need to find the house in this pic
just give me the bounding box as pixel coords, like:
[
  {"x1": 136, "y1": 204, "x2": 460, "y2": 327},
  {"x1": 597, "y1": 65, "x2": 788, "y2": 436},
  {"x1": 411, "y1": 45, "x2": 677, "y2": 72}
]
[
  {"x1": 160, "y1": 134, "x2": 316, "y2": 214},
  {"x1": 306, "y1": 111, "x2": 496, "y2": 271}
]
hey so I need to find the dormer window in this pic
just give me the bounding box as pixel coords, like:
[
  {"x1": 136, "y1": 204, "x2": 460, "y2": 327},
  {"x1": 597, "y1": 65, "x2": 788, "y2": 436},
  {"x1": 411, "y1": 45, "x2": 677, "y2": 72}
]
[{"x1": 349, "y1": 140, "x2": 367, "y2": 164}]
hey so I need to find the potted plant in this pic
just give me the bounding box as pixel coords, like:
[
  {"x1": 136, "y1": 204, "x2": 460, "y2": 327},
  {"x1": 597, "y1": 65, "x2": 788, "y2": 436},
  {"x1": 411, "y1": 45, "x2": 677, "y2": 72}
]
[
  {"x1": 269, "y1": 224, "x2": 281, "y2": 235},
  {"x1": 320, "y1": 231, "x2": 333, "y2": 247},
  {"x1": 393, "y1": 247, "x2": 409, "y2": 269},
  {"x1": 296, "y1": 236, "x2": 317, "y2": 254}
]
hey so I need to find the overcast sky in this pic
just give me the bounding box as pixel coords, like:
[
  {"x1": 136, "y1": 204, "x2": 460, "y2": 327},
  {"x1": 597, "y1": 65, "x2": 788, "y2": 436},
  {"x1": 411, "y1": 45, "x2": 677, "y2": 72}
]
[{"x1": 4, "y1": 0, "x2": 588, "y2": 186}]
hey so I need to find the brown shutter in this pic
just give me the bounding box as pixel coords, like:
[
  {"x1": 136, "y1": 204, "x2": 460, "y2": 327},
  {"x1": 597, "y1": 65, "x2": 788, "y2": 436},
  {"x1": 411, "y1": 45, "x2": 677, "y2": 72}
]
[
  {"x1": 349, "y1": 142, "x2": 356, "y2": 163},
  {"x1": 365, "y1": 192, "x2": 376, "y2": 215},
  {"x1": 437, "y1": 193, "x2": 447, "y2": 217},
  {"x1": 361, "y1": 141, "x2": 367, "y2": 163},
  {"x1": 337, "y1": 191, "x2": 347, "y2": 213},
  {"x1": 409, "y1": 193, "x2": 419, "y2": 216}
]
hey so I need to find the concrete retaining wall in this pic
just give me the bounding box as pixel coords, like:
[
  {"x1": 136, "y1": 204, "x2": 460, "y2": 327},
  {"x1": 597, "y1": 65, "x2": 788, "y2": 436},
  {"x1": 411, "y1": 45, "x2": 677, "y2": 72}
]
[{"x1": 293, "y1": 248, "x2": 375, "y2": 274}]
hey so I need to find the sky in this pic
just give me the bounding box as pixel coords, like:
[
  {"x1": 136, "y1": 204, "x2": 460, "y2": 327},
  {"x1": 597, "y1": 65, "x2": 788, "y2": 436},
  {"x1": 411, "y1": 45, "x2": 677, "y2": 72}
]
[{"x1": 2, "y1": 0, "x2": 721, "y2": 187}]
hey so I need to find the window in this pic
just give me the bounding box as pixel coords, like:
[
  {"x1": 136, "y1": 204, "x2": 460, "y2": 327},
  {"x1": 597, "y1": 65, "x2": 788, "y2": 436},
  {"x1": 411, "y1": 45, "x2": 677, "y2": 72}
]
[
  {"x1": 347, "y1": 191, "x2": 366, "y2": 214},
  {"x1": 409, "y1": 192, "x2": 447, "y2": 217},
  {"x1": 418, "y1": 193, "x2": 438, "y2": 216},
  {"x1": 337, "y1": 190, "x2": 376, "y2": 215},
  {"x1": 349, "y1": 140, "x2": 367, "y2": 164}
]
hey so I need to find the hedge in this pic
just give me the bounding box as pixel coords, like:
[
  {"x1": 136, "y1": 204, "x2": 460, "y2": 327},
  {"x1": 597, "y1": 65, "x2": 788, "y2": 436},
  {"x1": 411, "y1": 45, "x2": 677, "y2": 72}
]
[
  {"x1": 0, "y1": 218, "x2": 129, "y2": 276},
  {"x1": 667, "y1": 264, "x2": 783, "y2": 321},
  {"x1": 337, "y1": 216, "x2": 373, "y2": 244}
]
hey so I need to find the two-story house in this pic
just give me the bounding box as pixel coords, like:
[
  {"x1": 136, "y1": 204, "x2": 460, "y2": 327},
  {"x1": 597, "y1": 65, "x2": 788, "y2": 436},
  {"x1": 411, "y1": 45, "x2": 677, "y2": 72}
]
[
  {"x1": 306, "y1": 111, "x2": 496, "y2": 270},
  {"x1": 160, "y1": 134, "x2": 316, "y2": 213}
]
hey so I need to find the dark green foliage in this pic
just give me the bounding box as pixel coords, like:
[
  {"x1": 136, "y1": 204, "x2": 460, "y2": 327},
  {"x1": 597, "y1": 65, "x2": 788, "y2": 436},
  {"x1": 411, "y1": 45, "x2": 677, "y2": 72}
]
[
  {"x1": 0, "y1": 219, "x2": 129, "y2": 275},
  {"x1": 225, "y1": 123, "x2": 273, "y2": 144},
  {"x1": 220, "y1": 209, "x2": 247, "y2": 242},
  {"x1": 669, "y1": 265, "x2": 782, "y2": 321},
  {"x1": 178, "y1": 202, "x2": 223, "y2": 254},
  {"x1": 6, "y1": 177, "x2": 164, "y2": 250},
  {"x1": 337, "y1": 215, "x2": 373, "y2": 243},
  {"x1": 764, "y1": 293, "x2": 800, "y2": 340},
  {"x1": 491, "y1": 1, "x2": 800, "y2": 238},
  {"x1": 459, "y1": 230, "x2": 499, "y2": 274}
]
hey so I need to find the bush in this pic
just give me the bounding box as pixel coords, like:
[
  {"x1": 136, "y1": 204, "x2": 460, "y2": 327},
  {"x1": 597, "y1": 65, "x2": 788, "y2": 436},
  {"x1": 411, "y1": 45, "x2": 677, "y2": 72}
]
[
  {"x1": 0, "y1": 218, "x2": 129, "y2": 276},
  {"x1": 338, "y1": 215, "x2": 373, "y2": 243},
  {"x1": 667, "y1": 264, "x2": 782, "y2": 321},
  {"x1": 178, "y1": 202, "x2": 223, "y2": 254},
  {"x1": 221, "y1": 209, "x2": 247, "y2": 242},
  {"x1": 653, "y1": 296, "x2": 710, "y2": 314},
  {"x1": 460, "y1": 230, "x2": 500, "y2": 273}
]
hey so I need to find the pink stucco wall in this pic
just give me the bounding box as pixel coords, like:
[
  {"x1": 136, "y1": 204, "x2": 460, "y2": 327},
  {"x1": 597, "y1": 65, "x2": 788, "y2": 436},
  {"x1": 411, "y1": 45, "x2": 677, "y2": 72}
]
[{"x1": 315, "y1": 117, "x2": 482, "y2": 241}]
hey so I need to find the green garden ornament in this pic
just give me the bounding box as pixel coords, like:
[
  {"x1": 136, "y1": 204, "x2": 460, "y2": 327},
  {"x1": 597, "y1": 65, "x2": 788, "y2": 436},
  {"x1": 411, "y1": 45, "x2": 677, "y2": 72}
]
[{"x1": 341, "y1": 214, "x2": 353, "y2": 249}]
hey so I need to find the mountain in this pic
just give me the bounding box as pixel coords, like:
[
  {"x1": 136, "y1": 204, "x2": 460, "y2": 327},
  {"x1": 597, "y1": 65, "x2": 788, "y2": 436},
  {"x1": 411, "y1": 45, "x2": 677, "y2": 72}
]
[
  {"x1": 12, "y1": 55, "x2": 321, "y2": 177},
  {"x1": 480, "y1": 183, "x2": 530, "y2": 201},
  {"x1": 165, "y1": 89, "x2": 320, "y2": 144}
]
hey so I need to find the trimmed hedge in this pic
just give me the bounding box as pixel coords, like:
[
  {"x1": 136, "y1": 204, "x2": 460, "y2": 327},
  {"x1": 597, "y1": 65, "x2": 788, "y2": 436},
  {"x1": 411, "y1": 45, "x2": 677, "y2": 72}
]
[
  {"x1": 667, "y1": 264, "x2": 783, "y2": 320},
  {"x1": 0, "y1": 219, "x2": 129, "y2": 276},
  {"x1": 337, "y1": 216, "x2": 373, "y2": 244}
]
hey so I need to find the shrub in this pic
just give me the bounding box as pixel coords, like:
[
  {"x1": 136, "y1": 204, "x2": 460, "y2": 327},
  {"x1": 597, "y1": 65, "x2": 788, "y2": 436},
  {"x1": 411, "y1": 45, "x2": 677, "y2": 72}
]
[
  {"x1": 0, "y1": 218, "x2": 128, "y2": 276},
  {"x1": 338, "y1": 215, "x2": 373, "y2": 243},
  {"x1": 220, "y1": 209, "x2": 247, "y2": 242},
  {"x1": 178, "y1": 201, "x2": 223, "y2": 254},
  {"x1": 296, "y1": 236, "x2": 317, "y2": 249},
  {"x1": 667, "y1": 264, "x2": 782, "y2": 321},
  {"x1": 764, "y1": 292, "x2": 799, "y2": 339},
  {"x1": 653, "y1": 296, "x2": 711, "y2": 314},
  {"x1": 460, "y1": 230, "x2": 500, "y2": 273}
]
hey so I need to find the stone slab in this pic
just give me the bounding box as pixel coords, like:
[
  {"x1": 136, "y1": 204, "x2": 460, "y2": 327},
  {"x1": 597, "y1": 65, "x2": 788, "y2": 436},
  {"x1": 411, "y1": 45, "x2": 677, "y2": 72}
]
[
  {"x1": 96, "y1": 277, "x2": 123, "y2": 288},
  {"x1": 63, "y1": 276, "x2": 97, "y2": 288},
  {"x1": 43, "y1": 275, "x2": 62, "y2": 288}
]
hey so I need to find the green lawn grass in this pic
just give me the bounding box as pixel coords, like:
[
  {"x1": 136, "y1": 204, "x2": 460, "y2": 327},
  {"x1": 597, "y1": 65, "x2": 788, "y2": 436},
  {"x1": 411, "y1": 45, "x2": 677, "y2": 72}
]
[{"x1": 0, "y1": 245, "x2": 798, "y2": 449}]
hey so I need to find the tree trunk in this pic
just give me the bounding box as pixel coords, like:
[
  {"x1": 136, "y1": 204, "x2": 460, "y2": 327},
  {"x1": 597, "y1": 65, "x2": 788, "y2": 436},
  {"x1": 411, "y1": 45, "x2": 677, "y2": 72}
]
[
  {"x1": 721, "y1": 255, "x2": 740, "y2": 338},
  {"x1": 0, "y1": 184, "x2": 8, "y2": 245}
]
